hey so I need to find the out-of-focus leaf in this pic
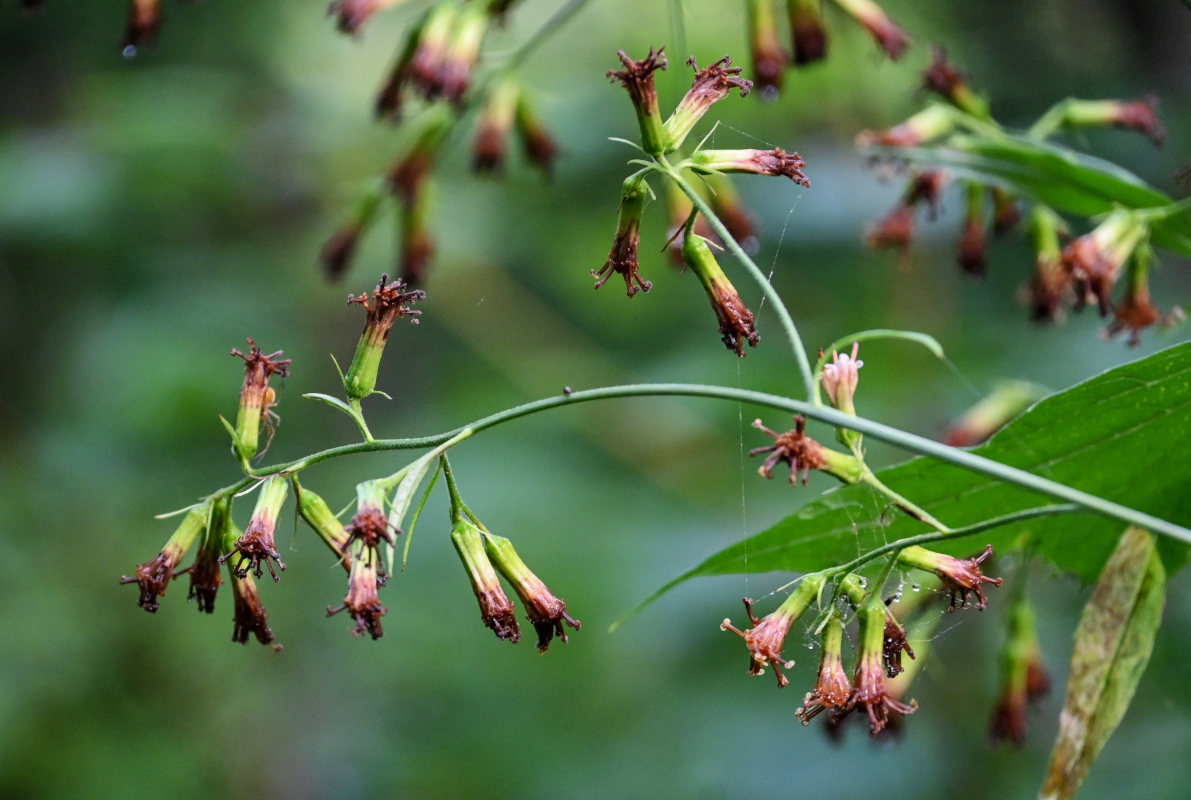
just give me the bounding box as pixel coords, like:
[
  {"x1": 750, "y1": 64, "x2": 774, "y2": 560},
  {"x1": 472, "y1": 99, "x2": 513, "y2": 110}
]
[
  {"x1": 881, "y1": 135, "x2": 1191, "y2": 257},
  {"x1": 638, "y1": 342, "x2": 1189, "y2": 611},
  {"x1": 1039, "y1": 526, "x2": 1166, "y2": 800}
]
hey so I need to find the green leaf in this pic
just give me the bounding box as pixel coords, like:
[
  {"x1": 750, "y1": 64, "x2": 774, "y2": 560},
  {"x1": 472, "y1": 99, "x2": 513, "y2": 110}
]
[
  {"x1": 661, "y1": 342, "x2": 1191, "y2": 595},
  {"x1": 1039, "y1": 526, "x2": 1166, "y2": 800},
  {"x1": 302, "y1": 392, "x2": 356, "y2": 416},
  {"x1": 882, "y1": 135, "x2": 1191, "y2": 257}
]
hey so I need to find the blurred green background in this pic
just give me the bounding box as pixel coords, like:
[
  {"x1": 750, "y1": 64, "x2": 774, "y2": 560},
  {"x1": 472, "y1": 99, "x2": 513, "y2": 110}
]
[{"x1": 2, "y1": 1, "x2": 1189, "y2": 797}]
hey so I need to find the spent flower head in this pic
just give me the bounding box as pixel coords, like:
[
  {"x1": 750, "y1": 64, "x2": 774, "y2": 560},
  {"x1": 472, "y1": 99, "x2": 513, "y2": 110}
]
[
  {"x1": 750, "y1": 416, "x2": 864, "y2": 485},
  {"x1": 834, "y1": 0, "x2": 910, "y2": 60},
  {"x1": 607, "y1": 47, "x2": 668, "y2": 155},
  {"x1": 787, "y1": 0, "x2": 828, "y2": 65},
  {"x1": 327, "y1": 544, "x2": 387, "y2": 639},
  {"x1": 343, "y1": 274, "x2": 426, "y2": 400},
  {"x1": 1061, "y1": 209, "x2": 1148, "y2": 316},
  {"x1": 662, "y1": 55, "x2": 752, "y2": 152},
  {"x1": 220, "y1": 475, "x2": 290, "y2": 582},
  {"x1": 688, "y1": 148, "x2": 809, "y2": 187},
  {"x1": 123, "y1": 0, "x2": 161, "y2": 54},
  {"x1": 485, "y1": 533, "x2": 579, "y2": 653},
  {"x1": 898, "y1": 544, "x2": 1003, "y2": 611},
  {"x1": 121, "y1": 504, "x2": 208, "y2": 612},
  {"x1": 747, "y1": 0, "x2": 788, "y2": 96},
  {"x1": 682, "y1": 232, "x2": 759, "y2": 356},
  {"x1": 593, "y1": 176, "x2": 652, "y2": 297},
  {"x1": 796, "y1": 613, "x2": 851, "y2": 724},
  {"x1": 229, "y1": 338, "x2": 291, "y2": 463},
  {"x1": 721, "y1": 574, "x2": 825, "y2": 688},
  {"x1": 229, "y1": 567, "x2": 278, "y2": 648},
  {"x1": 842, "y1": 598, "x2": 918, "y2": 735},
  {"x1": 452, "y1": 518, "x2": 521, "y2": 643}
]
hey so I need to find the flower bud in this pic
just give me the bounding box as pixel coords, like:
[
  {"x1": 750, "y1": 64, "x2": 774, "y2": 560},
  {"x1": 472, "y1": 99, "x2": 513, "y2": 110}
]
[
  {"x1": 514, "y1": 92, "x2": 559, "y2": 176},
  {"x1": 897, "y1": 544, "x2": 1003, "y2": 611},
  {"x1": 343, "y1": 274, "x2": 426, "y2": 400},
  {"x1": 922, "y1": 46, "x2": 990, "y2": 119},
  {"x1": 990, "y1": 599, "x2": 1049, "y2": 747},
  {"x1": 682, "y1": 233, "x2": 760, "y2": 356},
  {"x1": 662, "y1": 55, "x2": 752, "y2": 153},
  {"x1": 451, "y1": 519, "x2": 521, "y2": 643},
  {"x1": 721, "y1": 573, "x2": 825, "y2": 688},
  {"x1": 944, "y1": 380, "x2": 1045, "y2": 447},
  {"x1": 750, "y1": 416, "x2": 865, "y2": 485},
  {"x1": 796, "y1": 612, "x2": 850, "y2": 722},
  {"x1": 786, "y1": 0, "x2": 828, "y2": 65},
  {"x1": 747, "y1": 0, "x2": 788, "y2": 97},
  {"x1": 1061, "y1": 209, "x2": 1148, "y2": 316},
  {"x1": 687, "y1": 148, "x2": 809, "y2": 187},
  {"x1": 228, "y1": 338, "x2": 290, "y2": 463},
  {"x1": 484, "y1": 534, "x2": 579, "y2": 653},
  {"x1": 472, "y1": 77, "x2": 520, "y2": 174},
  {"x1": 297, "y1": 486, "x2": 352, "y2": 567},
  {"x1": 607, "y1": 47, "x2": 668, "y2": 156},
  {"x1": 121, "y1": 504, "x2": 209, "y2": 612},
  {"x1": 593, "y1": 175, "x2": 652, "y2": 297},
  {"x1": 832, "y1": 0, "x2": 910, "y2": 60},
  {"x1": 820, "y1": 342, "x2": 863, "y2": 416},
  {"x1": 221, "y1": 475, "x2": 289, "y2": 582}
]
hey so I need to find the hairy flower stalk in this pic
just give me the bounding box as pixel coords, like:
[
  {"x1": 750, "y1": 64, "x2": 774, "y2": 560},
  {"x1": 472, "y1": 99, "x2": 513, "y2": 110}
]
[
  {"x1": 1061, "y1": 209, "x2": 1149, "y2": 316},
  {"x1": 229, "y1": 338, "x2": 291, "y2": 463},
  {"x1": 121, "y1": 504, "x2": 208, "y2": 612},
  {"x1": 898, "y1": 544, "x2": 1003, "y2": 610},
  {"x1": 747, "y1": 0, "x2": 788, "y2": 95},
  {"x1": 485, "y1": 534, "x2": 579, "y2": 653},
  {"x1": 958, "y1": 182, "x2": 988, "y2": 276},
  {"x1": 750, "y1": 416, "x2": 865, "y2": 485},
  {"x1": 221, "y1": 475, "x2": 289, "y2": 582},
  {"x1": 513, "y1": 92, "x2": 559, "y2": 176},
  {"x1": 327, "y1": 542, "x2": 387, "y2": 639},
  {"x1": 843, "y1": 596, "x2": 918, "y2": 735},
  {"x1": 721, "y1": 573, "x2": 826, "y2": 687},
  {"x1": 682, "y1": 232, "x2": 760, "y2": 356},
  {"x1": 687, "y1": 148, "x2": 810, "y2": 187},
  {"x1": 594, "y1": 176, "x2": 652, "y2": 297},
  {"x1": 343, "y1": 274, "x2": 426, "y2": 400},
  {"x1": 796, "y1": 612, "x2": 851, "y2": 722},
  {"x1": 297, "y1": 486, "x2": 352, "y2": 568},
  {"x1": 786, "y1": 0, "x2": 828, "y2": 65},
  {"x1": 990, "y1": 598, "x2": 1049, "y2": 746},
  {"x1": 662, "y1": 56, "x2": 752, "y2": 153},
  {"x1": 451, "y1": 518, "x2": 521, "y2": 642},
  {"x1": 832, "y1": 0, "x2": 910, "y2": 60},
  {"x1": 607, "y1": 47, "x2": 668, "y2": 156}
]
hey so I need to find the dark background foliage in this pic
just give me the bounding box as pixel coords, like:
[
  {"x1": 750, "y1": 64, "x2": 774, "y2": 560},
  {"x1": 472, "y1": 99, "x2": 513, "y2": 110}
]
[{"x1": 1, "y1": 1, "x2": 1189, "y2": 797}]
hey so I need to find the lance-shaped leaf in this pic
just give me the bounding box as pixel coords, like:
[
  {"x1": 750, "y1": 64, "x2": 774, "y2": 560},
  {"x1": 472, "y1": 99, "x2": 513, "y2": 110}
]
[{"x1": 1039, "y1": 526, "x2": 1166, "y2": 800}]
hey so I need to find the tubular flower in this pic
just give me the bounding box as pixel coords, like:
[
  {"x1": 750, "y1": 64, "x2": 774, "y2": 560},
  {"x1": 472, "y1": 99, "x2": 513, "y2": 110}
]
[
  {"x1": 327, "y1": 544, "x2": 387, "y2": 640},
  {"x1": 485, "y1": 534, "x2": 579, "y2": 653},
  {"x1": 688, "y1": 148, "x2": 809, "y2": 187},
  {"x1": 833, "y1": 0, "x2": 910, "y2": 60},
  {"x1": 722, "y1": 574, "x2": 825, "y2": 688},
  {"x1": 682, "y1": 233, "x2": 759, "y2": 356},
  {"x1": 221, "y1": 475, "x2": 290, "y2": 582},
  {"x1": 1026, "y1": 206, "x2": 1071, "y2": 323},
  {"x1": 344, "y1": 480, "x2": 399, "y2": 578},
  {"x1": 452, "y1": 519, "x2": 521, "y2": 643},
  {"x1": 865, "y1": 170, "x2": 947, "y2": 255},
  {"x1": 513, "y1": 93, "x2": 559, "y2": 176},
  {"x1": 1105, "y1": 254, "x2": 1181, "y2": 347},
  {"x1": 750, "y1": 416, "x2": 864, "y2": 486},
  {"x1": 842, "y1": 598, "x2": 918, "y2": 735},
  {"x1": 229, "y1": 567, "x2": 277, "y2": 648},
  {"x1": 958, "y1": 183, "x2": 988, "y2": 276},
  {"x1": 180, "y1": 498, "x2": 230, "y2": 614},
  {"x1": 408, "y1": 2, "x2": 458, "y2": 100},
  {"x1": 991, "y1": 187, "x2": 1020, "y2": 235},
  {"x1": 438, "y1": 1, "x2": 489, "y2": 104},
  {"x1": 593, "y1": 176, "x2": 652, "y2": 297},
  {"x1": 796, "y1": 612, "x2": 851, "y2": 723},
  {"x1": 123, "y1": 0, "x2": 161, "y2": 53},
  {"x1": 327, "y1": 0, "x2": 398, "y2": 36},
  {"x1": 820, "y1": 342, "x2": 863, "y2": 415},
  {"x1": 662, "y1": 55, "x2": 752, "y2": 152},
  {"x1": 229, "y1": 338, "x2": 291, "y2": 463},
  {"x1": 747, "y1": 0, "x2": 788, "y2": 96},
  {"x1": 990, "y1": 599, "x2": 1050, "y2": 747},
  {"x1": 898, "y1": 544, "x2": 1004, "y2": 611},
  {"x1": 857, "y1": 104, "x2": 956, "y2": 149},
  {"x1": 343, "y1": 274, "x2": 426, "y2": 400},
  {"x1": 922, "y1": 46, "x2": 990, "y2": 119},
  {"x1": 1061, "y1": 209, "x2": 1148, "y2": 316},
  {"x1": 1053, "y1": 96, "x2": 1166, "y2": 147},
  {"x1": 943, "y1": 380, "x2": 1046, "y2": 448},
  {"x1": 607, "y1": 47, "x2": 668, "y2": 155},
  {"x1": 787, "y1": 0, "x2": 828, "y2": 65},
  {"x1": 121, "y1": 505, "x2": 208, "y2": 612}
]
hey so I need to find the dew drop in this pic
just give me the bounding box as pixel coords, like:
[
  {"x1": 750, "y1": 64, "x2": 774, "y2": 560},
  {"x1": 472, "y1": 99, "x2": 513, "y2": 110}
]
[
  {"x1": 857, "y1": 577, "x2": 868, "y2": 589},
  {"x1": 911, "y1": 583, "x2": 921, "y2": 592},
  {"x1": 122, "y1": 45, "x2": 138, "y2": 59},
  {"x1": 806, "y1": 643, "x2": 815, "y2": 650}
]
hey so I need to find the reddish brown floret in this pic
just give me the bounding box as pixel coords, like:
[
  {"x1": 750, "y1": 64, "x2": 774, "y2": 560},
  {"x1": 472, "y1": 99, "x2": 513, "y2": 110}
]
[
  {"x1": 520, "y1": 583, "x2": 580, "y2": 653},
  {"x1": 940, "y1": 544, "x2": 1003, "y2": 611},
  {"x1": 709, "y1": 282, "x2": 760, "y2": 355},
  {"x1": 866, "y1": 204, "x2": 914, "y2": 255},
  {"x1": 922, "y1": 46, "x2": 966, "y2": 103},
  {"x1": 606, "y1": 47, "x2": 668, "y2": 108},
  {"x1": 845, "y1": 653, "x2": 918, "y2": 735},
  {"x1": 680, "y1": 55, "x2": 753, "y2": 108},
  {"x1": 221, "y1": 517, "x2": 286, "y2": 583},
  {"x1": 958, "y1": 216, "x2": 987, "y2": 276},
  {"x1": 881, "y1": 615, "x2": 915, "y2": 678},
  {"x1": 120, "y1": 551, "x2": 180, "y2": 613},
  {"x1": 327, "y1": 564, "x2": 387, "y2": 640},
  {"x1": 796, "y1": 655, "x2": 852, "y2": 723},
  {"x1": 750, "y1": 416, "x2": 827, "y2": 485},
  {"x1": 1062, "y1": 236, "x2": 1119, "y2": 316},
  {"x1": 348, "y1": 274, "x2": 426, "y2": 340},
  {"x1": 720, "y1": 598, "x2": 797, "y2": 688},
  {"x1": 231, "y1": 576, "x2": 276, "y2": 647},
  {"x1": 320, "y1": 225, "x2": 361, "y2": 280},
  {"x1": 746, "y1": 148, "x2": 810, "y2": 187},
  {"x1": 790, "y1": 11, "x2": 828, "y2": 65},
  {"x1": 593, "y1": 232, "x2": 651, "y2": 298},
  {"x1": 181, "y1": 546, "x2": 223, "y2": 614},
  {"x1": 1114, "y1": 95, "x2": 1166, "y2": 146}
]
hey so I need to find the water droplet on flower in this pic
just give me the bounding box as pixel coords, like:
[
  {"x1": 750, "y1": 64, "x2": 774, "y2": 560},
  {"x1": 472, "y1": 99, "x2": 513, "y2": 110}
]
[
  {"x1": 857, "y1": 578, "x2": 868, "y2": 589},
  {"x1": 807, "y1": 643, "x2": 815, "y2": 650},
  {"x1": 911, "y1": 583, "x2": 921, "y2": 592},
  {"x1": 122, "y1": 45, "x2": 138, "y2": 59}
]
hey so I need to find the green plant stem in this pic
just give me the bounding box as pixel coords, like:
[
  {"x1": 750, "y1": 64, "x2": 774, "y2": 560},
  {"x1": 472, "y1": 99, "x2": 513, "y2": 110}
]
[
  {"x1": 860, "y1": 470, "x2": 950, "y2": 532},
  {"x1": 349, "y1": 398, "x2": 375, "y2": 443},
  {"x1": 658, "y1": 157, "x2": 817, "y2": 398},
  {"x1": 203, "y1": 383, "x2": 1191, "y2": 546}
]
